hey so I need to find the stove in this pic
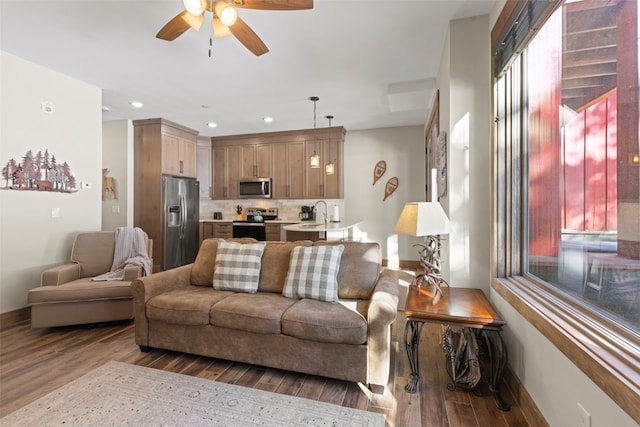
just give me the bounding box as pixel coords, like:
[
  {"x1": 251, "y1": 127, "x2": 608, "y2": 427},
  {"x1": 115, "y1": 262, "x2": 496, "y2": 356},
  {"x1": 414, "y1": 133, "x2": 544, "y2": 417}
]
[
  {"x1": 242, "y1": 207, "x2": 278, "y2": 222},
  {"x1": 232, "y1": 208, "x2": 278, "y2": 240}
]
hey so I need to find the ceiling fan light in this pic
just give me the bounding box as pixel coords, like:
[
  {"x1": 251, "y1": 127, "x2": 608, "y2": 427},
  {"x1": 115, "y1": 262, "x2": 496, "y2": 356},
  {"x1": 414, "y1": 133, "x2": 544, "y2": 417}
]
[
  {"x1": 215, "y1": 2, "x2": 238, "y2": 26},
  {"x1": 183, "y1": 0, "x2": 206, "y2": 16},
  {"x1": 212, "y1": 17, "x2": 231, "y2": 37}
]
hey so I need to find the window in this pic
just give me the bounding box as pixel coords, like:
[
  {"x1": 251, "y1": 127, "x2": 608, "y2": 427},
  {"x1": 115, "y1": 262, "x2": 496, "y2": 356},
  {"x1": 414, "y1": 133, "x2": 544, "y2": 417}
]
[{"x1": 493, "y1": 0, "x2": 639, "y2": 422}]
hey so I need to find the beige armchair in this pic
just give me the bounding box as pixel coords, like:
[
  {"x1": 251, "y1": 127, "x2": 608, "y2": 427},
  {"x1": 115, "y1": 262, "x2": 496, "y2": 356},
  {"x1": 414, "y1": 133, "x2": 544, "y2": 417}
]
[{"x1": 28, "y1": 230, "x2": 153, "y2": 328}]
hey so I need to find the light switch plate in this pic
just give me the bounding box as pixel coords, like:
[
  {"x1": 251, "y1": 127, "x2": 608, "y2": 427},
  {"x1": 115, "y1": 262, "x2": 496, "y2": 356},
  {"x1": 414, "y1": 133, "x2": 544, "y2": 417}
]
[{"x1": 51, "y1": 207, "x2": 60, "y2": 218}]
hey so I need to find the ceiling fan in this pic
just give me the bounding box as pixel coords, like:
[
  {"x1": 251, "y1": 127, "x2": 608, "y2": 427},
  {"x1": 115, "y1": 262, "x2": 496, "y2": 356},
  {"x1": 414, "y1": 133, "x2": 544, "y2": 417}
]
[{"x1": 156, "y1": 0, "x2": 313, "y2": 56}]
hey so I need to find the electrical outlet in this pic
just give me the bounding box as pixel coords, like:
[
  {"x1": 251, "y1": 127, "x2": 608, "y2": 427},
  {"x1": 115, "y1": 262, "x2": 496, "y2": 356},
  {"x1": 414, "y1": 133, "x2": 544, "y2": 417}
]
[
  {"x1": 577, "y1": 402, "x2": 591, "y2": 427},
  {"x1": 111, "y1": 205, "x2": 120, "y2": 214}
]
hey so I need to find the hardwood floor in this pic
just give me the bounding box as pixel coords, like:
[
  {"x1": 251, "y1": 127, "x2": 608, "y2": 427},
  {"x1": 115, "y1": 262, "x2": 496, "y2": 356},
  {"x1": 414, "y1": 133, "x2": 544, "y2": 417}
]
[{"x1": 1, "y1": 292, "x2": 535, "y2": 426}]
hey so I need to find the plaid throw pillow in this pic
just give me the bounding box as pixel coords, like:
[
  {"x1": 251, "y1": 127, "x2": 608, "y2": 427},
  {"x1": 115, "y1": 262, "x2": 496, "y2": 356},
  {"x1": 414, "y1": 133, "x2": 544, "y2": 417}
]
[
  {"x1": 213, "y1": 240, "x2": 266, "y2": 293},
  {"x1": 283, "y1": 245, "x2": 344, "y2": 302}
]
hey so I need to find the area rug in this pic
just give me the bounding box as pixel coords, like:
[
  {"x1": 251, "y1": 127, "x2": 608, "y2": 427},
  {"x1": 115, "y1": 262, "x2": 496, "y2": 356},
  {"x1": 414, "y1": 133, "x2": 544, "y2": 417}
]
[{"x1": 1, "y1": 361, "x2": 384, "y2": 426}]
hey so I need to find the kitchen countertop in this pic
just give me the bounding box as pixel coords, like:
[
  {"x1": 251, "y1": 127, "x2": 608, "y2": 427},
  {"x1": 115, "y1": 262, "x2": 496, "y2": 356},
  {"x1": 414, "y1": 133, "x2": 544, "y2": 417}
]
[
  {"x1": 199, "y1": 219, "x2": 301, "y2": 223},
  {"x1": 282, "y1": 219, "x2": 362, "y2": 232}
]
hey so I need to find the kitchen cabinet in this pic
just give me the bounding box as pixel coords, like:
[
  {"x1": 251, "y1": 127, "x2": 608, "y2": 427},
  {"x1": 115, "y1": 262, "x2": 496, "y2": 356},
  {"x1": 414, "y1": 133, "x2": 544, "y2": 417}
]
[
  {"x1": 210, "y1": 126, "x2": 344, "y2": 200},
  {"x1": 162, "y1": 133, "x2": 196, "y2": 177},
  {"x1": 305, "y1": 137, "x2": 343, "y2": 199},
  {"x1": 133, "y1": 118, "x2": 199, "y2": 272},
  {"x1": 200, "y1": 221, "x2": 233, "y2": 244},
  {"x1": 196, "y1": 138, "x2": 212, "y2": 198},
  {"x1": 265, "y1": 223, "x2": 281, "y2": 241},
  {"x1": 272, "y1": 142, "x2": 305, "y2": 199},
  {"x1": 242, "y1": 144, "x2": 272, "y2": 178},
  {"x1": 323, "y1": 136, "x2": 343, "y2": 198},
  {"x1": 212, "y1": 145, "x2": 242, "y2": 199}
]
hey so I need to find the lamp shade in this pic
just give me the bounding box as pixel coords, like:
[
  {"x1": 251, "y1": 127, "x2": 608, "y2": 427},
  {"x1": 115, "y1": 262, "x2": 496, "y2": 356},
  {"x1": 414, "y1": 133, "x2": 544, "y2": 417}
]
[{"x1": 394, "y1": 202, "x2": 452, "y2": 237}]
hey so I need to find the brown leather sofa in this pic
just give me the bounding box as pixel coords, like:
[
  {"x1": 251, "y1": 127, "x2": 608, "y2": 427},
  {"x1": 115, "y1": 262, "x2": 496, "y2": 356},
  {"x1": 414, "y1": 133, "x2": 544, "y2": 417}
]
[
  {"x1": 132, "y1": 238, "x2": 399, "y2": 391},
  {"x1": 28, "y1": 230, "x2": 152, "y2": 328}
]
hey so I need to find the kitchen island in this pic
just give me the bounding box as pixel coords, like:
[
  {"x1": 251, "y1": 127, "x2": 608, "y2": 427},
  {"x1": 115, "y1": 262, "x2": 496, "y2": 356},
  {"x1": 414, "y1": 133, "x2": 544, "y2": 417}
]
[{"x1": 282, "y1": 219, "x2": 362, "y2": 242}]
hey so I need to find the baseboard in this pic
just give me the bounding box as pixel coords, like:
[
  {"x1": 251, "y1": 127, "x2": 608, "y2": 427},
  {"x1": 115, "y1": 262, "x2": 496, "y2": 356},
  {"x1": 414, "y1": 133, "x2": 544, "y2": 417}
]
[
  {"x1": 504, "y1": 365, "x2": 549, "y2": 426},
  {"x1": 0, "y1": 307, "x2": 30, "y2": 329}
]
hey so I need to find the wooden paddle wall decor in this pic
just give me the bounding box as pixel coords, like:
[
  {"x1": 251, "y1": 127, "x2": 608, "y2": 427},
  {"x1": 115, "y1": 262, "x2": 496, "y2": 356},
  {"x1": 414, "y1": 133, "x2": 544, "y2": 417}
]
[
  {"x1": 373, "y1": 160, "x2": 386, "y2": 185},
  {"x1": 383, "y1": 177, "x2": 399, "y2": 201}
]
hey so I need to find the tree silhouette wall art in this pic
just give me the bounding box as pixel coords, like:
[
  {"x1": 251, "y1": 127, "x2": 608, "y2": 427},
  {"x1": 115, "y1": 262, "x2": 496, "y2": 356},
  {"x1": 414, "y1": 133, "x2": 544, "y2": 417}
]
[{"x1": 1, "y1": 149, "x2": 77, "y2": 193}]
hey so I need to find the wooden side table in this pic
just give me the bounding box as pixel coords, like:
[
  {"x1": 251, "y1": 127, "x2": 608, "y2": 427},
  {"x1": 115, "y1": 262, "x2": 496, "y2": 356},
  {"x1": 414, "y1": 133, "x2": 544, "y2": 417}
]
[{"x1": 404, "y1": 285, "x2": 510, "y2": 411}]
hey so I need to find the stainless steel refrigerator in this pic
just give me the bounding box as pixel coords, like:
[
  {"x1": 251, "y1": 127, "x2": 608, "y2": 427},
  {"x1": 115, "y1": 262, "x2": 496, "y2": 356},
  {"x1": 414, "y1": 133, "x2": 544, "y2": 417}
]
[{"x1": 163, "y1": 176, "x2": 199, "y2": 270}]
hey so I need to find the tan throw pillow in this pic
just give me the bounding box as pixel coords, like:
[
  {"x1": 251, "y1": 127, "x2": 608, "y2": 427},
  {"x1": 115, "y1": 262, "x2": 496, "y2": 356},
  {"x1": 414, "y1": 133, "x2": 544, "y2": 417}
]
[
  {"x1": 213, "y1": 240, "x2": 266, "y2": 293},
  {"x1": 283, "y1": 245, "x2": 344, "y2": 302}
]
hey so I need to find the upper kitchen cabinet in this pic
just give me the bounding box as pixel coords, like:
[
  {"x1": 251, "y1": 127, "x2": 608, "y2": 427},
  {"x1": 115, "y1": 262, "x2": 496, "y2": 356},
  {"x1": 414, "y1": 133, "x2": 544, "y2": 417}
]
[
  {"x1": 211, "y1": 126, "x2": 344, "y2": 200},
  {"x1": 196, "y1": 137, "x2": 212, "y2": 198},
  {"x1": 134, "y1": 118, "x2": 198, "y2": 179},
  {"x1": 212, "y1": 145, "x2": 242, "y2": 199},
  {"x1": 242, "y1": 144, "x2": 272, "y2": 178},
  {"x1": 272, "y1": 141, "x2": 305, "y2": 199},
  {"x1": 305, "y1": 130, "x2": 344, "y2": 199}
]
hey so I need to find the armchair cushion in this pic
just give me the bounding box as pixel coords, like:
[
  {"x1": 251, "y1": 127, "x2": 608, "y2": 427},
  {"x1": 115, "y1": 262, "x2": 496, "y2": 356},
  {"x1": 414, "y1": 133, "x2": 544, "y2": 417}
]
[{"x1": 70, "y1": 232, "x2": 117, "y2": 277}]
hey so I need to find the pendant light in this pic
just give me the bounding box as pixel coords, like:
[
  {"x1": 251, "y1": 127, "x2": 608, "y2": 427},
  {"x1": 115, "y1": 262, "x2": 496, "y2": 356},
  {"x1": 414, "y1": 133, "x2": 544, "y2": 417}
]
[
  {"x1": 325, "y1": 115, "x2": 335, "y2": 175},
  {"x1": 309, "y1": 96, "x2": 320, "y2": 168}
]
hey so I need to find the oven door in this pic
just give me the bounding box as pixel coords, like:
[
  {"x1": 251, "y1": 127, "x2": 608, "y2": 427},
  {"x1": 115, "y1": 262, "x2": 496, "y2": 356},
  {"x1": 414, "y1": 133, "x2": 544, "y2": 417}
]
[{"x1": 232, "y1": 222, "x2": 266, "y2": 241}]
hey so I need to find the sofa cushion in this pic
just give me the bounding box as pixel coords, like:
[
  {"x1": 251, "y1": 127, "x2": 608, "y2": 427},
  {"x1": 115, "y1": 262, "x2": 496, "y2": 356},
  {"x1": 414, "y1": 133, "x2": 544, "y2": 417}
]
[
  {"x1": 213, "y1": 240, "x2": 266, "y2": 293},
  {"x1": 70, "y1": 232, "x2": 116, "y2": 277},
  {"x1": 146, "y1": 287, "x2": 233, "y2": 325},
  {"x1": 28, "y1": 278, "x2": 131, "y2": 304},
  {"x1": 313, "y1": 241, "x2": 381, "y2": 299},
  {"x1": 257, "y1": 240, "x2": 313, "y2": 293},
  {"x1": 281, "y1": 299, "x2": 368, "y2": 345},
  {"x1": 210, "y1": 293, "x2": 297, "y2": 334},
  {"x1": 283, "y1": 245, "x2": 344, "y2": 302},
  {"x1": 191, "y1": 237, "x2": 258, "y2": 286}
]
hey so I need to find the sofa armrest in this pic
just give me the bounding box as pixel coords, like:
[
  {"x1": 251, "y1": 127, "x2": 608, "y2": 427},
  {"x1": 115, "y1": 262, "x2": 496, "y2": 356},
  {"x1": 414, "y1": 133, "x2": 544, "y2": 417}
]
[
  {"x1": 131, "y1": 263, "x2": 193, "y2": 346},
  {"x1": 123, "y1": 265, "x2": 144, "y2": 282},
  {"x1": 368, "y1": 268, "x2": 399, "y2": 327},
  {"x1": 366, "y1": 268, "x2": 399, "y2": 390},
  {"x1": 41, "y1": 263, "x2": 81, "y2": 286}
]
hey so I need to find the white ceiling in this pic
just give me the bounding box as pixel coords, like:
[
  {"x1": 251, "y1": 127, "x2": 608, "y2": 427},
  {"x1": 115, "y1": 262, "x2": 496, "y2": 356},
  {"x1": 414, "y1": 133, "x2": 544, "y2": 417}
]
[{"x1": 0, "y1": 0, "x2": 495, "y2": 137}]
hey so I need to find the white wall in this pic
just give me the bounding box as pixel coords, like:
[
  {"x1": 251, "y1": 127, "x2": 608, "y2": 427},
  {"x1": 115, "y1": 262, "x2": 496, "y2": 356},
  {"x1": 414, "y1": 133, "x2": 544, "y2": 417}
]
[
  {"x1": 437, "y1": 16, "x2": 492, "y2": 292},
  {"x1": 343, "y1": 126, "x2": 425, "y2": 264},
  {"x1": 0, "y1": 51, "x2": 103, "y2": 313},
  {"x1": 102, "y1": 119, "x2": 133, "y2": 231}
]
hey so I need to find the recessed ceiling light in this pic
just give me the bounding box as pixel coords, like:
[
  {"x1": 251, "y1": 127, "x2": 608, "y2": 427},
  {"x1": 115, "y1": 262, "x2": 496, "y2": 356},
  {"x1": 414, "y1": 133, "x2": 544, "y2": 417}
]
[
  {"x1": 129, "y1": 101, "x2": 144, "y2": 108},
  {"x1": 263, "y1": 116, "x2": 273, "y2": 123},
  {"x1": 207, "y1": 122, "x2": 217, "y2": 128}
]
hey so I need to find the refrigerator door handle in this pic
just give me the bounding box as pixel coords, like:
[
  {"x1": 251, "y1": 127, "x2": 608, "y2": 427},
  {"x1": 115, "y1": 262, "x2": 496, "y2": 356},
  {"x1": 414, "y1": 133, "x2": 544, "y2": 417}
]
[{"x1": 179, "y1": 180, "x2": 186, "y2": 239}]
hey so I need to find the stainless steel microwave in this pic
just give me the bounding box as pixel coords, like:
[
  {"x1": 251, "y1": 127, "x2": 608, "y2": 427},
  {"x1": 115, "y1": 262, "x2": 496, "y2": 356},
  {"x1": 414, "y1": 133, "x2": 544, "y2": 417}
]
[{"x1": 239, "y1": 177, "x2": 272, "y2": 199}]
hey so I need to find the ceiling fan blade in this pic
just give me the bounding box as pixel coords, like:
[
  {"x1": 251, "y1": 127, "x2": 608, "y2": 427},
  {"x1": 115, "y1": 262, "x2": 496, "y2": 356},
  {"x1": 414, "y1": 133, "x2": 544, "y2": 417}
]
[
  {"x1": 229, "y1": 16, "x2": 269, "y2": 56},
  {"x1": 156, "y1": 11, "x2": 204, "y2": 41},
  {"x1": 231, "y1": 0, "x2": 313, "y2": 10}
]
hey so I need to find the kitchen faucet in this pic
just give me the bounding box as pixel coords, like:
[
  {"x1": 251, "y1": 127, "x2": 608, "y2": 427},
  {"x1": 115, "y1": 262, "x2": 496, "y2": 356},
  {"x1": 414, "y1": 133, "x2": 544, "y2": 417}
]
[{"x1": 313, "y1": 200, "x2": 328, "y2": 226}]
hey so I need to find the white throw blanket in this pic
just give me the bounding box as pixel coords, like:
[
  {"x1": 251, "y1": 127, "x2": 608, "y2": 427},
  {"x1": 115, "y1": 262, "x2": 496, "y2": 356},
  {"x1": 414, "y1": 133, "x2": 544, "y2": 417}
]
[{"x1": 92, "y1": 227, "x2": 152, "y2": 281}]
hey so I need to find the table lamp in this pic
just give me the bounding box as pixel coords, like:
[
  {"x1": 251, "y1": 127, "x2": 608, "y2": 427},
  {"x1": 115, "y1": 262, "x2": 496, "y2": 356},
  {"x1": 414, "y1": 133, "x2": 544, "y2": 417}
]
[{"x1": 395, "y1": 201, "x2": 452, "y2": 297}]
